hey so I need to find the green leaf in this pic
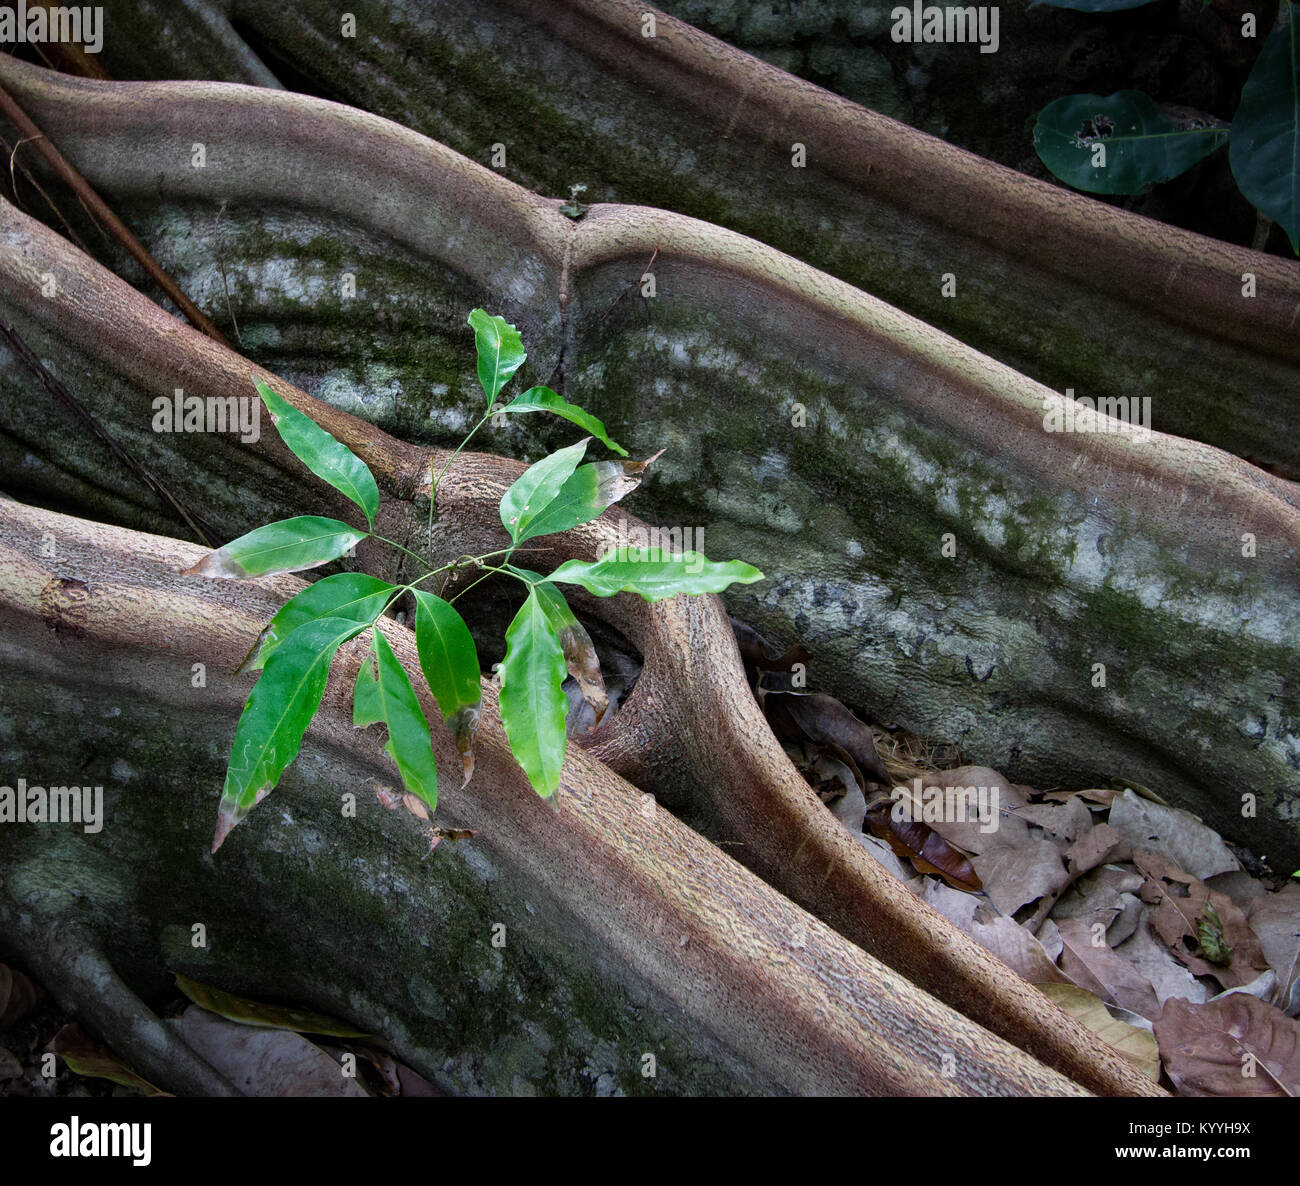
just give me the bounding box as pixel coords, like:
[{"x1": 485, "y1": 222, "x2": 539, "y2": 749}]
[
  {"x1": 255, "y1": 380, "x2": 380, "y2": 528},
  {"x1": 499, "y1": 386, "x2": 628, "y2": 456},
  {"x1": 1034, "y1": 91, "x2": 1228, "y2": 195},
  {"x1": 412, "y1": 590, "x2": 483, "y2": 785},
  {"x1": 528, "y1": 576, "x2": 608, "y2": 725},
  {"x1": 467, "y1": 309, "x2": 527, "y2": 408},
  {"x1": 241, "y1": 572, "x2": 395, "y2": 673},
  {"x1": 499, "y1": 588, "x2": 568, "y2": 796},
  {"x1": 215, "y1": 616, "x2": 367, "y2": 851},
  {"x1": 1194, "y1": 902, "x2": 1233, "y2": 967},
  {"x1": 1230, "y1": 8, "x2": 1300, "y2": 254},
  {"x1": 354, "y1": 630, "x2": 440, "y2": 813},
  {"x1": 499, "y1": 438, "x2": 589, "y2": 544},
  {"x1": 510, "y1": 452, "x2": 662, "y2": 544},
  {"x1": 547, "y1": 548, "x2": 764, "y2": 600},
  {"x1": 182, "y1": 516, "x2": 367, "y2": 579}
]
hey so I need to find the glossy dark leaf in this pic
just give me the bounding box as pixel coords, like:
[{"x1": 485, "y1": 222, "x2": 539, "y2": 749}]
[
  {"x1": 240, "y1": 573, "x2": 394, "y2": 673},
  {"x1": 513, "y1": 452, "x2": 661, "y2": 543},
  {"x1": 214, "y1": 616, "x2": 367, "y2": 851},
  {"x1": 500, "y1": 385, "x2": 628, "y2": 455},
  {"x1": 499, "y1": 588, "x2": 568, "y2": 796},
  {"x1": 499, "y1": 439, "x2": 589, "y2": 544},
  {"x1": 1034, "y1": 91, "x2": 1227, "y2": 195},
  {"x1": 354, "y1": 630, "x2": 440, "y2": 813},
  {"x1": 256, "y1": 380, "x2": 380, "y2": 528},
  {"x1": 467, "y1": 308, "x2": 526, "y2": 407},
  {"x1": 412, "y1": 590, "x2": 482, "y2": 786},
  {"x1": 182, "y1": 517, "x2": 366, "y2": 579},
  {"x1": 1230, "y1": 9, "x2": 1300, "y2": 253},
  {"x1": 530, "y1": 576, "x2": 608, "y2": 727},
  {"x1": 547, "y1": 548, "x2": 763, "y2": 600}
]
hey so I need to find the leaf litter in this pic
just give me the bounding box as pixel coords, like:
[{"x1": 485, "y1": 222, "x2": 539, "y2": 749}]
[{"x1": 734, "y1": 617, "x2": 1300, "y2": 1096}]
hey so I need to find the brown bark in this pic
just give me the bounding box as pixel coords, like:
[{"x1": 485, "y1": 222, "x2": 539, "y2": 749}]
[
  {"x1": 0, "y1": 497, "x2": 1096, "y2": 1097},
  {"x1": 0, "y1": 187, "x2": 1160, "y2": 1094}
]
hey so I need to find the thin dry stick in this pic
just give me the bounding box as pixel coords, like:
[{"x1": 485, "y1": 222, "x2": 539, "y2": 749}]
[
  {"x1": 2, "y1": 132, "x2": 92, "y2": 254},
  {"x1": 214, "y1": 201, "x2": 242, "y2": 346},
  {"x1": 0, "y1": 80, "x2": 229, "y2": 346},
  {"x1": 0, "y1": 314, "x2": 215, "y2": 546},
  {"x1": 600, "y1": 247, "x2": 659, "y2": 321}
]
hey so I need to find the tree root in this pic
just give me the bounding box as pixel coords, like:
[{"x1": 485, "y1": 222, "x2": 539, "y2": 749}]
[
  {"x1": 0, "y1": 498, "x2": 1104, "y2": 1096},
  {"x1": 0, "y1": 202, "x2": 1161, "y2": 1095}
]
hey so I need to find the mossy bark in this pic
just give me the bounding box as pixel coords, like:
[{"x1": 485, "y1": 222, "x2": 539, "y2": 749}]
[
  {"x1": 0, "y1": 499, "x2": 1107, "y2": 1096},
  {"x1": 81, "y1": 0, "x2": 1300, "y2": 473},
  {"x1": 0, "y1": 53, "x2": 1296, "y2": 870}
]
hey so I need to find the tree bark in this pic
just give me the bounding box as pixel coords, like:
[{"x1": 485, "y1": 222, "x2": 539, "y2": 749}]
[
  {"x1": 0, "y1": 191, "x2": 1162, "y2": 1095},
  {"x1": 0, "y1": 29, "x2": 1286, "y2": 1097},
  {"x1": 1, "y1": 57, "x2": 1296, "y2": 868},
  {"x1": 0, "y1": 496, "x2": 1110, "y2": 1097},
  {"x1": 86, "y1": 0, "x2": 1300, "y2": 469}
]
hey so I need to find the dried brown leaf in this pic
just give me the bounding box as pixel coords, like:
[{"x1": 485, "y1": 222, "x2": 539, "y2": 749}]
[
  {"x1": 51, "y1": 1023, "x2": 169, "y2": 1096},
  {"x1": 1057, "y1": 917, "x2": 1161, "y2": 1020},
  {"x1": 401, "y1": 793, "x2": 429, "y2": 821},
  {"x1": 1247, "y1": 884, "x2": 1300, "y2": 1013},
  {"x1": 1114, "y1": 916, "x2": 1209, "y2": 1009},
  {"x1": 175, "y1": 1008, "x2": 369, "y2": 1097},
  {"x1": 864, "y1": 797, "x2": 982, "y2": 892},
  {"x1": 1011, "y1": 796, "x2": 1094, "y2": 841},
  {"x1": 762, "y1": 691, "x2": 891, "y2": 786},
  {"x1": 1135, "y1": 851, "x2": 1269, "y2": 989},
  {"x1": 557, "y1": 620, "x2": 607, "y2": 728},
  {"x1": 730, "y1": 618, "x2": 811, "y2": 674},
  {"x1": 917, "y1": 767, "x2": 1033, "y2": 855},
  {"x1": 1064, "y1": 822, "x2": 1129, "y2": 877},
  {"x1": 917, "y1": 882, "x2": 1068, "y2": 982},
  {"x1": 973, "y1": 838, "x2": 1070, "y2": 915},
  {"x1": 1109, "y1": 790, "x2": 1239, "y2": 879},
  {"x1": 1155, "y1": 994, "x2": 1300, "y2": 1096}
]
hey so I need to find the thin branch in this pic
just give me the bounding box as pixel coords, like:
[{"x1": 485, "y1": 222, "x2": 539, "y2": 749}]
[
  {"x1": 0, "y1": 80, "x2": 228, "y2": 345},
  {"x1": 0, "y1": 313, "x2": 215, "y2": 546},
  {"x1": 214, "y1": 202, "x2": 242, "y2": 345},
  {"x1": 600, "y1": 247, "x2": 659, "y2": 322}
]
